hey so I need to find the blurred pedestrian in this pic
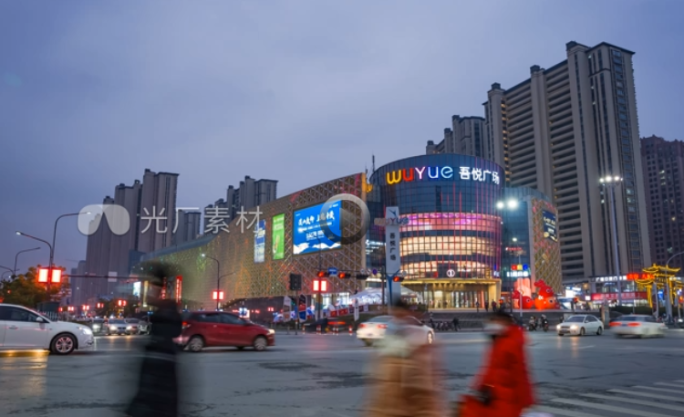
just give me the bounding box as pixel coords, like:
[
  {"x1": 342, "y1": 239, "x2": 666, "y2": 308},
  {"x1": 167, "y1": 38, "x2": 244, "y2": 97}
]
[
  {"x1": 476, "y1": 301, "x2": 480, "y2": 312},
  {"x1": 126, "y1": 262, "x2": 183, "y2": 417},
  {"x1": 484, "y1": 301, "x2": 489, "y2": 313},
  {"x1": 364, "y1": 300, "x2": 446, "y2": 417},
  {"x1": 455, "y1": 310, "x2": 535, "y2": 417},
  {"x1": 452, "y1": 316, "x2": 460, "y2": 332}
]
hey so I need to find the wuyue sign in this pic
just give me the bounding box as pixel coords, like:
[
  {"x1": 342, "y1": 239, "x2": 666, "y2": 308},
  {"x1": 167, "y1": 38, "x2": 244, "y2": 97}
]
[{"x1": 384, "y1": 165, "x2": 501, "y2": 186}]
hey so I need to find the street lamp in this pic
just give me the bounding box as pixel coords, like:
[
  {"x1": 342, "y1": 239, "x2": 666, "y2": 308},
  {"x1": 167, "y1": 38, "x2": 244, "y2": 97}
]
[
  {"x1": 16, "y1": 231, "x2": 52, "y2": 267},
  {"x1": 51, "y1": 213, "x2": 81, "y2": 272},
  {"x1": 202, "y1": 253, "x2": 221, "y2": 311},
  {"x1": 599, "y1": 175, "x2": 623, "y2": 306},
  {"x1": 14, "y1": 247, "x2": 41, "y2": 278}
]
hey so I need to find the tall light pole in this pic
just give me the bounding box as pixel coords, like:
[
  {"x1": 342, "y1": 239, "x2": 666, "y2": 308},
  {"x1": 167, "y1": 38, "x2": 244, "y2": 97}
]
[
  {"x1": 664, "y1": 251, "x2": 684, "y2": 322},
  {"x1": 600, "y1": 175, "x2": 623, "y2": 306},
  {"x1": 14, "y1": 247, "x2": 41, "y2": 278},
  {"x1": 202, "y1": 254, "x2": 221, "y2": 311},
  {"x1": 51, "y1": 213, "x2": 81, "y2": 272},
  {"x1": 16, "y1": 231, "x2": 54, "y2": 301}
]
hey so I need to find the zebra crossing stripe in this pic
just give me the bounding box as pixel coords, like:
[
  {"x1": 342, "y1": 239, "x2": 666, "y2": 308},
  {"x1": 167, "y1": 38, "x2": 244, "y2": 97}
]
[
  {"x1": 533, "y1": 405, "x2": 605, "y2": 417},
  {"x1": 633, "y1": 385, "x2": 683, "y2": 395},
  {"x1": 551, "y1": 398, "x2": 674, "y2": 417},
  {"x1": 580, "y1": 393, "x2": 684, "y2": 413},
  {"x1": 654, "y1": 382, "x2": 684, "y2": 389},
  {"x1": 609, "y1": 389, "x2": 684, "y2": 404}
]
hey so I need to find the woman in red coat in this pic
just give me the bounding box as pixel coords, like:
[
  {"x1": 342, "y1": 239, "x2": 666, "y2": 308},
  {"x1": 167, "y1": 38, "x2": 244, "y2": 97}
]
[{"x1": 458, "y1": 311, "x2": 535, "y2": 417}]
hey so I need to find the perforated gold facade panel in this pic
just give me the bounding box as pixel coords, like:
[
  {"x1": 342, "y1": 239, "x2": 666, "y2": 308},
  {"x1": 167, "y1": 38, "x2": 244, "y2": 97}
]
[
  {"x1": 531, "y1": 197, "x2": 562, "y2": 294},
  {"x1": 148, "y1": 174, "x2": 367, "y2": 309}
]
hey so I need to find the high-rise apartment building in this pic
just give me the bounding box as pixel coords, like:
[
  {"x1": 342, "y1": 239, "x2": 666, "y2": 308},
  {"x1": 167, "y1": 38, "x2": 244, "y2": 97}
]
[
  {"x1": 138, "y1": 169, "x2": 179, "y2": 252},
  {"x1": 641, "y1": 136, "x2": 684, "y2": 270},
  {"x1": 426, "y1": 115, "x2": 492, "y2": 160},
  {"x1": 84, "y1": 169, "x2": 179, "y2": 301},
  {"x1": 224, "y1": 176, "x2": 277, "y2": 220},
  {"x1": 484, "y1": 41, "x2": 651, "y2": 283}
]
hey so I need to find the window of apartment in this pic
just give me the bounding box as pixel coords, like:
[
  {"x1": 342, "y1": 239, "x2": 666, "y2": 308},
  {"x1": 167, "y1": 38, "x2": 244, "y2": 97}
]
[
  {"x1": 614, "y1": 65, "x2": 623, "y2": 73},
  {"x1": 617, "y1": 89, "x2": 625, "y2": 96},
  {"x1": 612, "y1": 50, "x2": 622, "y2": 57}
]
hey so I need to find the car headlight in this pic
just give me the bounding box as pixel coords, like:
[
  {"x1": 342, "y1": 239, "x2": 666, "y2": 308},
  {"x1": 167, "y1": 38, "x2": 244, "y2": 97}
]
[
  {"x1": 79, "y1": 327, "x2": 93, "y2": 335},
  {"x1": 126, "y1": 326, "x2": 133, "y2": 329},
  {"x1": 556, "y1": 324, "x2": 560, "y2": 330},
  {"x1": 268, "y1": 329, "x2": 275, "y2": 335},
  {"x1": 570, "y1": 325, "x2": 578, "y2": 329}
]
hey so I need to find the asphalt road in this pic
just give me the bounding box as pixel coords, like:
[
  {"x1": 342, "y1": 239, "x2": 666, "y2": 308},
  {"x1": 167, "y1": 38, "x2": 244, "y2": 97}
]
[{"x1": 1, "y1": 329, "x2": 683, "y2": 417}]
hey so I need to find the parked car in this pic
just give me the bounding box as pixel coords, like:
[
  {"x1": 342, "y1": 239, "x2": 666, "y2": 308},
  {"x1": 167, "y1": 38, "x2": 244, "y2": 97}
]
[
  {"x1": 175, "y1": 311, "x2": 275, "y2": 352},
  {"x1": 556, "y1": 314, "x2": 604, "y2": 336},
  {"x1": 0, "y1": 303, "x2": 94, "y2": 355},
  {"x1": 610, "y1": 314, "x2": 666, "y2": 338},
  {"x1": 356, "y1": 315, "x2": 435, "y2": 347}
]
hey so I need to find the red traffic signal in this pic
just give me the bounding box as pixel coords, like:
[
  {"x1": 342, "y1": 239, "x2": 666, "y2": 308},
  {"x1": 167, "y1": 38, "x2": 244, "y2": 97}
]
[
  {"x1": 117, "y1": 300, "x2": 127, "y2": 307},
  {"x1": 338, "y1": 272, "x2": 348, "y2": 279},
  {"x1": 392, "y1": 276, "x2": 404, "y2": 282},
  {"x1": 317, "y1": 271, "x2": 329, "y2": 278},
  {"x1": 37, "y1": 268, "x2": 62, "y2": 283},
  {"x1": 313, "y1": 279, "x2": 328, "y2": 292},
  {"x1": 212, "y1": 291, "x2": 224, "y2": 300}
]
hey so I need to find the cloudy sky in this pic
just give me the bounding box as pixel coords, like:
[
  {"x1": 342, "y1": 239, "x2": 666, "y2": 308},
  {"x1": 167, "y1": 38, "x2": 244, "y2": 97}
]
[{"x1": 1, "y1": 0, "x2": 682, "y2": 274}]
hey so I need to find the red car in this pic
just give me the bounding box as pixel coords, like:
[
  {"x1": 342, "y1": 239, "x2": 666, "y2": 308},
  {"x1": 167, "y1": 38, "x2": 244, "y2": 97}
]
[{"x1": 175, "y1": 311, "x2": 275, "y2": 352}]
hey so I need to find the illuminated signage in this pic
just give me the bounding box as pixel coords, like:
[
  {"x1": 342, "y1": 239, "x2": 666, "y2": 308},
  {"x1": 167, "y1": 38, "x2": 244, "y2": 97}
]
[
  {"x1": 254, "y1": 220, "x2": 265, "y2": 263},
  {"x1": 542, "y1": 210, "x2": 557, "y2": 242},
  {"x1": 385, "y1": 166, "x2": 500, "y2": 186},
  {"x1": 272, "y1": 214, "x2": 285, "y2": 260},
  {"x1": 293, "y1": 201, "x2": 341, "y2": 255},
  {"x1": 508, "y1": 264, "x2": 529, "y2": 278}
]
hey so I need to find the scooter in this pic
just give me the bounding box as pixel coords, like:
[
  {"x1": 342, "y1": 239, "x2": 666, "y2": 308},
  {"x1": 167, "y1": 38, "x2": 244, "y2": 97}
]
[
  {"x1": 542, "y1": 320, "x2": 549, "y2": 332},
  {"x1": 528, "y1": 322, "x2": 538, "y2": 331}
]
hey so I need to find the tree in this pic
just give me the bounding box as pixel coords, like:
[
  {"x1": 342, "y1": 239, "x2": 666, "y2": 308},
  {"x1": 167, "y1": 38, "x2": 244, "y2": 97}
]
[{"x1": 0, "y1": 265, "x2": 69, "y2": 308}]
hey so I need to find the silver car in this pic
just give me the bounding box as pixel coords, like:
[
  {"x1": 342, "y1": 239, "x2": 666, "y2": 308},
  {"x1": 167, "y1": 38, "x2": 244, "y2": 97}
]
[{"x1": 124, "y1": 318, "x2": 141, "y2": 335}]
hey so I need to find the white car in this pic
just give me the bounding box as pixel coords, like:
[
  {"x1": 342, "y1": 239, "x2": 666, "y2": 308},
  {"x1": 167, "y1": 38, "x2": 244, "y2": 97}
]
[
  {"x1": 557, "y1": 314, "x2": 604, "y2": 336},
  {"x1": 609, "y1": 314, "x2": 667, "y2": 338},
  {"x1": 356, "y1": 315, "x2": 434, "y2": 347},
  {"x1": 0, "y1": 304, "x2": 94, "y2": 355}
]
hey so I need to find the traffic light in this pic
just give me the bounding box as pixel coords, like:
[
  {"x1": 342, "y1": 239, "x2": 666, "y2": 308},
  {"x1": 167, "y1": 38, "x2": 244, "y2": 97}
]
[
  {"x1": 37, "y1": 268, "x2": 61, "y2": 283},
  {"x1": 392, "y1": 276, "x2": 404, "y2": 282},
  {"x1": 317, "y1": 271, "x2": 330, "y2": 278},
  {"x1": 289, "y1": 273, "x2": 302, "y2": 291},
  {"x1": 212, "y1": 291, "x2": 225, "y2": 300},
  {"x1": 355, "y1": 273, "x2": 369, "y2": 280},
  {"x1": 117, "y1": 300, "x2": 127, "y2": 307},
  {"x1": 338, "y1": 272, "x2": 348, "y2": 279}
]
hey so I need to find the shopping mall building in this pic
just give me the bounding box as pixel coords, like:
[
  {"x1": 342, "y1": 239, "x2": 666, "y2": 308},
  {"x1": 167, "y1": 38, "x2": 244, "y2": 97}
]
[{"x1": 137, "y1": 153, "x2": 561, "y2": 316}]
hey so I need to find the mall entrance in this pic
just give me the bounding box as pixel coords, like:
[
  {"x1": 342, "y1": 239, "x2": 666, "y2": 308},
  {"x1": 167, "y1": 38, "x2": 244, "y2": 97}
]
[{"x1": 404, "y1": 279, "x2": 501, "y2": 310}]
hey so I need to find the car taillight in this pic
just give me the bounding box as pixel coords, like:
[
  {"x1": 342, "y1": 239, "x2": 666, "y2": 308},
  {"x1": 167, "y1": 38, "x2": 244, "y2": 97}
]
[
  {"x1": 182, "y1": 322, "x2": 190, "y2": 329},
  {"x1": 609, "y1": 322, "x2": 621, "y2": 327},
  {"x1": 378, "y1": 324, "x2": 387, "y2": 329},
  {"x1": 358, "y1": 324, "x2": 365, "y2": 328},
  {"x1": 627, "y1": 322, "x2": 640, "y2": 327}
]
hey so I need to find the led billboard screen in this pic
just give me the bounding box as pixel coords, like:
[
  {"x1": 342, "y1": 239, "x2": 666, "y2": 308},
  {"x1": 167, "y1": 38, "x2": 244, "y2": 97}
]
[
  {"x1": 542, "y1": 210, "x2": 557, "y2": 242},
  {"x1": 272, "y1": 214, "x2": 285, "y2": 260},
  {"x1": 254, "y1": 219, "x2": 265, "y2": 263},
  {"x1": 293, "y1": 201, "x2": 341, "y2": 255}
]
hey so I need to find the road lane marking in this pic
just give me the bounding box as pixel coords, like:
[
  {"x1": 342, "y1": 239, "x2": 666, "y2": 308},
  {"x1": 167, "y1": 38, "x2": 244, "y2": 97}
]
[
  {"x1": 655, "y1": 382, "x2": 684, "y2": 389},
  {"x1": 609, "y1": 389, "x2": 684, "y2": 403},
  {"x1": 551, "y1": 398, "x2": 675, "y2": 417},
  {"x1": 533, "y1": 405, "x2": 604, "y2": 417},
  {"x1": 578, "y1": 345, "x2": 595, "y2": 349},
  {"x1": 633, "y1": 385, "x2": 683, "y2": 395},
  {"x1": 580, "y1": 393, "x2": 684, "y2": 413}
]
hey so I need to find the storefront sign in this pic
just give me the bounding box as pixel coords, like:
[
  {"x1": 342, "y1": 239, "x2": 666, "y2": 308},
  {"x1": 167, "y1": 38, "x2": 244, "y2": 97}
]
[
  {"x1": 385, "y1": 206, "x2": 401, "y2": 304},
  {"x1": 590, "y1": 292, "x2": 647, "y2": 301},
  {"x1": 385, "y1": 166, "x2": 500, "y2": 186}
]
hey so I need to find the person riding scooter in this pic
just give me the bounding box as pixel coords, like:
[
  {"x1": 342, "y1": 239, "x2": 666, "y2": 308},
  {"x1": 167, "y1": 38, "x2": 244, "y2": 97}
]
[
  {"x1": 528, "y1": 316, "x2": 537, "y2": 331},
  {"x1": 540, "y1": 314, "x2": 549, "y2": 332}
]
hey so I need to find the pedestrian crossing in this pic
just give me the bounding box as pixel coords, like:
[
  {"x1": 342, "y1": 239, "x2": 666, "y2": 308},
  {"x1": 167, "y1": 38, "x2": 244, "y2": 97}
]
[{"x1": 531, "y1": 380, "x2": 684, "y2": 417}]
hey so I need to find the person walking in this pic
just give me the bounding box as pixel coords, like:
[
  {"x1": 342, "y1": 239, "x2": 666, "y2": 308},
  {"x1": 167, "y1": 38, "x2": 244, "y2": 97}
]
[
  {"x1": 476, "y1": 301, "x2": 480, "y2": 313},
  {"x1": 456, "y1": 310, "x2": 535, "y2": 417},
  {"x1": 364, "y1": 300, "x2": 446, "y2": 417},
  {"x1": 452, "y1": 316, "x2": 460, "y2": 332},
  {"x1": 484, "y1": 301, "x2": 489, "y2": 313},
  {"x1": 126, "y1": 262, "x2": 183, "y2": 417}
]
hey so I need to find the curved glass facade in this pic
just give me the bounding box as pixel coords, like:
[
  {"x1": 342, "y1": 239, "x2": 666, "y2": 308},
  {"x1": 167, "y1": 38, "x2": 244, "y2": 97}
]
[{"x1": 367, "y1": 154, "x2": 504, "y2": 288}]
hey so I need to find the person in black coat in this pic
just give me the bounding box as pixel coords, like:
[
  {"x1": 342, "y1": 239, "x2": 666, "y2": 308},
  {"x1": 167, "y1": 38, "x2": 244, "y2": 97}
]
[{"x1": 126, "y1": 262, "x2": 183, "y2": 417}]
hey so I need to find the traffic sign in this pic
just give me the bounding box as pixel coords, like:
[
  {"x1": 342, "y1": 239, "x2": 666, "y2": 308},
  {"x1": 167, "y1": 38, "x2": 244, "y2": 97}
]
[
  {"x1": 328, "y1": 267, "x2": 338, "y2": 276},
  {"x1": 446, "y1": 269, "x2": 456, "y2": 277}
]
